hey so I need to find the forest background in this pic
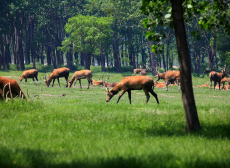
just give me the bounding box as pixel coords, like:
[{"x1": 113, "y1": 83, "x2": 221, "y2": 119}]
[{"x1": 0, "y1": 0, "x2": 230, "y2": 74}]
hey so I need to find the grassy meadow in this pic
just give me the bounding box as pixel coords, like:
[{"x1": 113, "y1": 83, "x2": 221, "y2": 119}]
[{"x1": 0, "y1": 68, "x2": 230, "y2": 168}]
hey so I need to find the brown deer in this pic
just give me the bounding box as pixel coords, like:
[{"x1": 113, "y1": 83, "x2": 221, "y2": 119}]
[
  {"x1": 19, "y1": 69, "x2": 38, "y2": 82},
  {"x1": 140, "y1": 70, "x2": 147, "y2": 76},
  {"x1": 0, "y1": 76, "x2": 26, "y2": 99},
  {"x1": 164, "y1": 70, "x2": 180, "y2": 91},
  {"x1": 106, "y1": 76, "x2": 159, "y2": 104},
  {"x1": 92, "y1": 79, "x2": 103, "y2": 86},
  {"x1": 209, "y1": 69, "x2": 229, "y2": 90},
  {"x1": 68, "y1": 70, "x2": 93, "y2": 89},
  {"x1": 155, "y1": 72, "x2": 166, "y2": 81},
  {"x1": 45, "y1": 67, "x2": 70, "y2": 87},
  {"x1": 220, "y1": 77, "x2": 230, "y2": 89}
]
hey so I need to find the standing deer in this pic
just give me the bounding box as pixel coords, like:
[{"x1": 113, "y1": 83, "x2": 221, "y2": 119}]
[
  {"x1": 164, "y1": 70, "x2": 180, "y2": 91},
  {"x1": 209, "y1": 69, "x2": 229, "y2": 90},
  {"x1": 68, "y1": 70, "x2": 93, "y2": 89},
  {"x1": 45, "y1": 67, "x2": 70, "y2": 87},
  {"x1": 19, "y1": 69, "x2": 38, "y2": 82},
  {"x1": 155, "y1": 72, "x2": 166, "y2": 81},
  {"x1": 106, "y1": 76, "x2": 159, "y2": 104},
  {"x1": 0, "y1": 76, "x2": 26, "y2": 99}
]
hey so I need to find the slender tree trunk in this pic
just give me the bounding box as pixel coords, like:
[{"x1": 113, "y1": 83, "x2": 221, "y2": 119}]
[
  {"x1": 80, "y1": 52, "x2": 84, "y2": 66},
  {"x1": 162, "y1": 44, "x2": 166, "y2": 72},
  {"x1": 166, "y1": 38, "x2": 171, "y2": 70},
  {"x1": 171, "y1": 0, "x2": 201, "y2": 131},
  {"x1": 46, "y1": 27, "x2": 51, "y2": 65},
  {"x1": 113, "y1": 32, "x2": 122, "y2": 73},
  {"x1": 4, "y1": 34, "x2": 10, "y2": 69},
  {"x1": 148, "y1": 39, "x2": 156, "y2": 76},
  {"x1": 41, "y1": 43, "x2": 44, "y2": 65},
  {"x1": 0, "y1": 35, "x2": 4, "y2": 69},
  {"x1": 100, "y1": 43, "x2": 105, "y2": 72}
]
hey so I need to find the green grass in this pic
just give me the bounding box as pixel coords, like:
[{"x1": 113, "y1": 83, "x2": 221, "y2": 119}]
[{"x1": 0, "y1": 69, "x2": 230, "y2": 168}]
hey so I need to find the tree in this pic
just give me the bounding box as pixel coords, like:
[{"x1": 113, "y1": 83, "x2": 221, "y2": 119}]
[
  {"x1": 141, "y1": 0, "x2": 230, "y2": 131},
  {"x1": 59, "y1": 15, "x2": 113, "y2": 70}
]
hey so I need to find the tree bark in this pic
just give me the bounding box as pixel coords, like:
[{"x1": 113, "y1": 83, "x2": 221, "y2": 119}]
[
  {"x1": 171, "y1": 0, "x2": 201, "y2": 131},
  {"x1": 4, "y1": 34, "x2": 10, "y2": 69},
  {"x1": 100, "y1": 43, "x2": 105, "y2": 72},
  {"x1": 113, "y1": 32, "x2": 122, "y2": 73},
  {"x1": 148, "y1": 40, "x2": 156, "y2": 76}
]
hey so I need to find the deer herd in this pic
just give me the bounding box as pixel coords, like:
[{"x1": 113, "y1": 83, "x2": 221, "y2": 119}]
[{"x1": 0, "y1": 66, "x2": 229, "y2": 104}]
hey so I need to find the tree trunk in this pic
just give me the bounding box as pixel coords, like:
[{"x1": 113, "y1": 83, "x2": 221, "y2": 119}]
[
  {"x1": 100, "y1": 43, "x2": 105, "y2": 72},
  {"x1": 171, "y1": 0, "x2": 201, "y2": 131},
  {"x1": 4, "y1": 34, "x2": 10, "y2": 69},
  {"x1": 148, "y1": 40, "x2": 156, "y2": 76},
  {"x1": 80, "y1": 52, "x2": 84, "y2": 66},
  {"x1": 113, "y1": 33, "x2": 122, "y2": 73},
  {"x1": 162, "y1": 44, "x2": 166, "y2": 72}
]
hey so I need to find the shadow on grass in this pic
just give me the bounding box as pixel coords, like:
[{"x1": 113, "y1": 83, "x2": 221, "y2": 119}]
[
  {"x1": 132, "y1": 122, "x2": 230, "y2": 140},
  {"x1": 0, "y1": 146, "x2": 229, "y2": 168}
]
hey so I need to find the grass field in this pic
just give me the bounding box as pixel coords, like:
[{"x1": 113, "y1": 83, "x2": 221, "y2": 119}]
[{"x1": 0, "y1": 69, "x2": 230, "y2": 168}]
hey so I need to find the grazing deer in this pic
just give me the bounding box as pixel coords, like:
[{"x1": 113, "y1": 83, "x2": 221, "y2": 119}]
[
  {"x1": 209, "y1": 69, "x2": 229, "y2": 90},
  {"x1": 106, "y1": 76, "x2": 159, "y2": 104},
  {"x1": 68, "y1": 70, "x2": 93, "y2": 89},
  {"x1": 164, "y1": 70, "x2": 180, "y2": 91},
  {"x1": 19, "y1": 69, "x2": 38, "y2": 82},
  {"x1": 45, "y1": 67, "x2": 70, "y2": 87},
  {"x1": 0, "y1": 76, "x2": 26, "y2": 99}
]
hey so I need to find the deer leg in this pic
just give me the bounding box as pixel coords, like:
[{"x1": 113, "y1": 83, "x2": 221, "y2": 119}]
[
  {"x1": 25, "y1": 78, "x2": 27, "y2": 82},
  {"x1": 149, "y1": 89, "x2": 159, "y2": 104},
  {"x1": 79, "y1": 79, "x2": 82, "y2": 89},
  {"x1": 33, "y1": 77, "x2": 35, "y2": 81},
  {"x1": 57, "y1": 78, "x2": 61, "y2": 87},
  {"x1": 65, "y1": 77, "x2": 68, "y2": 87},
  {"x1": 36, "y1": 76, "x2": 38, "y2": 81},
  {"x1": 73, "y1": 78, "x2": 77, "y2": 88},
  {"x1": 127, "y1": 90, "x2": 131, "y2": 104},
  {"x1": 117, "y1": 90, "x2": 126, "y2": 104},
  {"x1": 87, "y1": 79, "x2": 90, "y2": 89},
  {"x1": 214, "y1": 81, "x2": 216, "y2": 90},
  {"x1": 177, "y1": 82, "x2": 180, "y2": 92},
  {"x1": 143, "y1": 89, "x2": 150, "y2": 103},
  {"x1": 52, "y1": 79, "x2": 55, "y2": 87},
  {"x1": 219, "y1": 82, "x2": 221, "y2": 90},
  {"x1": 165, "y1": 80, "x2": 169, "y2": 91}
]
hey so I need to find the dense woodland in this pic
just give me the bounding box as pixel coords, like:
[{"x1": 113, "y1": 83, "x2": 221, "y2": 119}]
[{"x1": 0, "y1": 0, "x2": 230, "y2": 74}]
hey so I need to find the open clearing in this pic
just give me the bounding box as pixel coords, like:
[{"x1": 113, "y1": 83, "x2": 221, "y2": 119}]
[{"x1": 0, "y1": 70, "x2": 230, "y2": 168}]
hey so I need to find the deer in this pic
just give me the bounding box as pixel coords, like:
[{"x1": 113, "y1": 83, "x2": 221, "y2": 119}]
[
  {"x1": 19, "y1": 69, "x2": 38, "y2": 82},
  {"x1": 133, "y1": 65, "x2": 149, "y2": 76},
  {"x1": 68, "y1": 70, "x2": 93, "y2": 89},
  {"x1": 45, "y1": 67, "x2": 70, "y2": 87},
  {"x1": 106, "y1": 76, "x2": 159, "y2": 104},
  {"x1": 155, "y1": 71, "x2": 166, "y2": 81},
  {"x1": 92, "y1": 79, "x2": 103, "y2": 86},
  {"x1": 209, "y1": 69, "x2": 229, "y2": 90},
  {"x1": 140, "y1": 70, "x2": 147, "y2": 76},
  {"x1": 220, "y1": 77, "x2": 230, "y2": 89},
  {"x1": 164, "y1": 70, "x2": 180, "y2": 91},
  {"x1": 0, "y1": 76, "x2": 26, "y2": 100}
]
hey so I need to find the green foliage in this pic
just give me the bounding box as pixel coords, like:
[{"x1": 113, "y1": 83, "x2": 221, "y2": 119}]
[
  {"x1": 59, "y1": 14, "x2": 113, "y2": 56},
  {"x1": 0, "y1": 71, "x2": 230, "y2": 167}
]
